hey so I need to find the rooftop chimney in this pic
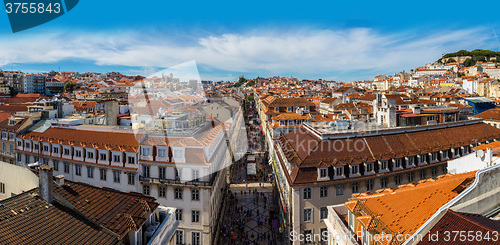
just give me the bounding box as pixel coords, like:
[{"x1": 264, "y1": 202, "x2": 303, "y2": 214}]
[
  {"x1": 39, "y1": 165, "x2": 54, "y2": 203},
  {"x1": 55, "y1": 175, "x2": 65, "y2": 186}
]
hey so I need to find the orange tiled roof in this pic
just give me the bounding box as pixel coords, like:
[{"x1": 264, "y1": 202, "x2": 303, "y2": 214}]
[
  {"x1": 271, "y1": 113, "x2": 311, "y2": 120},
  {"x1": 418, "y1": 209, "x2": 500, "y2": 245},
  {"x1": 474, "y1": 108, "x2": 500, "y2": 121},
  {"x1": 19, "y1": 127, "x2": 139, "y2": 152},
  {"x1": 348, "y1": 171, "x2": 476, "y2": 236}
]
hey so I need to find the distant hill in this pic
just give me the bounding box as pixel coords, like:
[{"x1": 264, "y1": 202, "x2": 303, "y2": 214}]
[{"x1": 440, "y1": 49, "x2": 500, "y2": 66}]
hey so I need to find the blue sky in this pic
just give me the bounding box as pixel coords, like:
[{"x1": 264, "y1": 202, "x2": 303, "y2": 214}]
[{"x1": 0, "y1": 1, "x2": 500, "y2": 81}]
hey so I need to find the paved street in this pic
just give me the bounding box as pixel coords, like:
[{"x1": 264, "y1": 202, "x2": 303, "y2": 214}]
[{"x1": 217, "y1": 98, "x2": 285, "y2": 245}]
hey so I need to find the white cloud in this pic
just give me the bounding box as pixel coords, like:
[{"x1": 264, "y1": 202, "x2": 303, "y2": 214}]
[{"x1": 0, "y1": 27, "x2": 495, "y2": 80}]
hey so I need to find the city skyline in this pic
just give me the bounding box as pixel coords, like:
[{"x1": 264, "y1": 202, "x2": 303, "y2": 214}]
[{"x1": 0, "y1": 1, "x2": 500, "y2": 81}]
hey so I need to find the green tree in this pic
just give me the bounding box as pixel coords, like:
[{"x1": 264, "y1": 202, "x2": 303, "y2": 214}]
[
  {"x1": 463, "y1": 58, "x2": 476, "y2": 67},
  {"x1": 8, "y1": 86, "x2": 18, "y2": 96},
  {"x1": 447, "y1": 58, "x2": 456, "y2": 63},
  {"x1": 474, "y1": 55, "x2": 486, "y2": 62},
  {"x1": 245, "y1": 80, "x2": 255, "y2": 87},
  {"x1": 63, "y1": 82, "x2": 77, "y2": 92}
]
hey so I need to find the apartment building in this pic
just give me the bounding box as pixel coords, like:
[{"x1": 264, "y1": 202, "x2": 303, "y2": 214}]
[
  {"x1": 22, "y1": 74, "x2": 47, "y2": 94},
  {"x1": 257, "y1": 95, "x2": 317, "y2": 140},
  {"x1": 138, "y1": 121, "x2": 230, "y2": 245},
  {"x1": 16, "y1": 127, "x2": 140, "y2": 192},
  {"x1": 3, "y1": 71, "x2": 23, "y2": 91},
  {"x1": 15, "y1": 120, "x2": 229, "y2": 245},
  {"x1": 269, "y1": 120, "x2": 500, "y2": 244},
  {"x1": 0, "y1": 116, "x2": 31, "y2": 164}
]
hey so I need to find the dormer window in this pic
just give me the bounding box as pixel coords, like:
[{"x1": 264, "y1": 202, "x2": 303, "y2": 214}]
[
  {"x1": 441, "y1": 150, "x2": 449, "y2": 159},
  {"x1": 336, "y1": 167, "x2": 343, "y2": 176},
  {"x1": 394, "y1": 158, "x2": 402, "y2": 168},
  {"x1": 75, "y1": 150, "x2": 82, "y2": 157},
  {"x1": 288, "y1": 106, "x2": 293, "y2": 112},
  {"x1": 381, "y1": 160, "x2": 388, "y2": 170},
  {"x1": 158, "y1": 149, "x2": 166, "y2": 157},
  {"x1": 407, "y1": 156, "x2": 415, "y2": 166},
  {"x1": 319, "y1": 168, "x2": 328, "y2": 179},
  {"x1": 87, "y1": 151, "x2": 94, "y2": 159},
  {"x1": 430, "y1": 152, "x2": 437, "y2": 161},
  {"x1": 351, "y1": 165, "x2": 359, "y2": 174},
  {"x1": 274, "y1": 107, "x2": 279, "y2": 112},
  {"x1": 366, "y1": 162, "x2": 374, "y2": 172},
  {"x1": 462, "y1": 145, "x2": 470, "y2": 154},
  {"x1": 127, "y1": 156, "x2": 135, "y2": 164},
  {"x1": 142, "y1": 147, "x2": 150, "y2": 156},
  {"x1": 99, "y1": 153, "x2": 107, "y2": 160}
]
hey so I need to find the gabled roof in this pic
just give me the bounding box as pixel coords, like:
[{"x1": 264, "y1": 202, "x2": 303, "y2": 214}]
[
  {"x1": 0, "y1": 191, "x2": 120, "y2": 245},
  {"x1": 0, "y1": 117, "x2": 30, "y2": 132},
  {"x1": 261, "y1": 96, "x2": 315, "y2": 108},
  {"x1": 357, "y1": 94, "x2": 377, "y2": 102},
  {"x1": 418, "y1": 209, "x2": 500, "y2": 245},
  {"x1": 55, "y1": 180, "x2": 158, "y2": 238},
  {"x1": 321, "y1": 97, "x2": 337, "y2": 104},
  {"x1": 474, "y1": 108, "x2": 500, "y2": 121}
]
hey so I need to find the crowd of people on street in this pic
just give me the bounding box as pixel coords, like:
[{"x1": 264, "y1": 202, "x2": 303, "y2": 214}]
[
  {"x1": 220, "y1": 189, "x2": 277, "y2": 245},
  {"x1": 217, "y1": 98, "x2": 283, "y2": 245}
]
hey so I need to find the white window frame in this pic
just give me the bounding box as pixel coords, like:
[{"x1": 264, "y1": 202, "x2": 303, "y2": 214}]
[
  {"x1": 192, "y1": 189, "x2": 199, "y2": 201},
  {"x1": 303, "y1": 208, "x2": 312, "y2": 222},
  {"x1": 191, "y1": 210, "x2": 200, "y2": 223},
  {"x1": 303, "y1": 187, "x2": 312, "y2": 200},
  {"x1": 319, "y1": 168, "x2": 328, "y2": 178},
  {"x1": 319, "y1": 186, "x2": 328, "y2": 198}
]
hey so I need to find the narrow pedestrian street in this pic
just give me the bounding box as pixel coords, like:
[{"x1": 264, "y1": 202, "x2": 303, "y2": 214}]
[{"x1": 217, "y1": 98, "x2": 285, "y2": 245}]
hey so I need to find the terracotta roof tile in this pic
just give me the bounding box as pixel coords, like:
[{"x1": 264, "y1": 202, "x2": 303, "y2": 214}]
[
  {"x1": 474, "y1": 108, "x2": 500, "y2": 121},
  {"x1": 348, "y1": 172, "x2": 476, "y2": 237},
  {"x1": 418, "y1": 209, "x2": 500, "y2": 245},
  {"x1": 55, "y1": 180, "x2": 158, "y2": 238},
  {"x1": 19, "y1": 127, "x2": 139, "y2": 152},
  {"x1": 0, "y1": 191, "x2": 120, "y2": 245}
]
